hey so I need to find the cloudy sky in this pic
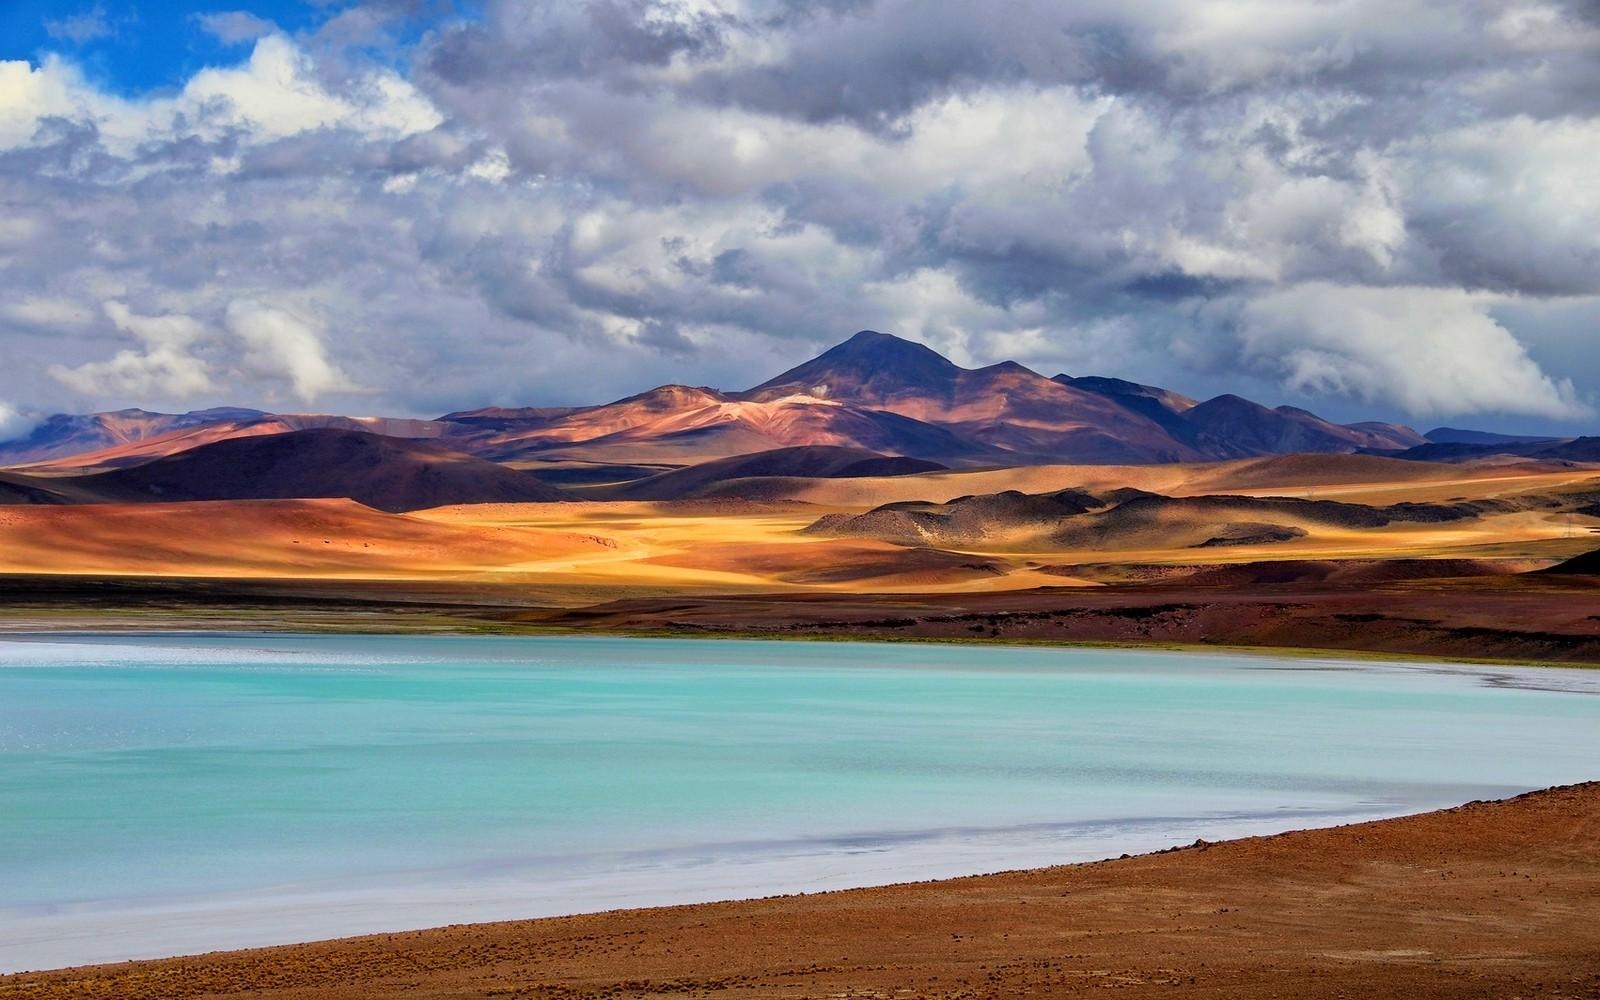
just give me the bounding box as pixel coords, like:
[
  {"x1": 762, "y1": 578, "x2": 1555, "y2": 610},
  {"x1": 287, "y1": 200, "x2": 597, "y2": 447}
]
[{"x1": 2, "y1": 0, "x2": 1597, "y2": 436}]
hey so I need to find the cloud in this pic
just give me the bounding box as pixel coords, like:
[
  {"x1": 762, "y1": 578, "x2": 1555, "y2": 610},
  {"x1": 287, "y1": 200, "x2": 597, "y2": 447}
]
[
  {"x1": 44, "y1": 6, "x2": 114, "y2": 45},
  {"x1": 48, "y1": 302, "x2": 216, "y2": 400},
  {"x1": 1228, "y1": 284, "x2": 1591, "y2": 419},
  {"x1": 195, "y1": 11, "x2": 279, "y2": 45},
  {"x1": 2, "y1": 297, "x2": 97, "y2": 329},
  {"x1": 0, "y1": 34, "x2": 441, "y2": 153},
  {"x1": 0, "y1": 1, "x2": 1598, "y2": 431},
  {"x1": 0, "y1": 401, "x2": 37, "y2": 441},
  {"x1": 226, "y1": 301, "x2": 359, "y2": 405}
]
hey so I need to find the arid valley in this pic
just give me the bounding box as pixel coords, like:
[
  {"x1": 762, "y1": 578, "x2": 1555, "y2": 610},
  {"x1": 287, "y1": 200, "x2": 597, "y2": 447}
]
[{"x1": 2, "y1": 332, "x2": 1597, "y2": 666}]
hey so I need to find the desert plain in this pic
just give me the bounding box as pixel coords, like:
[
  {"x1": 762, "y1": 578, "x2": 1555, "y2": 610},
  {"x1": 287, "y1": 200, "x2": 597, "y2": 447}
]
[{"x1": 2, "y1": 451, "x2": 1596, "y2": 665}]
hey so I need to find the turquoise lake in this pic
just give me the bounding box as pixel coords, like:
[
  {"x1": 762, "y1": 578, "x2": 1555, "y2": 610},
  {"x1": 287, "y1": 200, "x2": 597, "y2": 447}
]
[{"x1": 3, "y1": 633, "x2": 1599, "y2": 971}]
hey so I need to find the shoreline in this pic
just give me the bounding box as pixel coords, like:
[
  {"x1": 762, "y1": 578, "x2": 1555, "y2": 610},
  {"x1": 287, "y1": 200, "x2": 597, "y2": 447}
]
[
  {"x1": 3, "y1": 619, "x2": 1597, "y2": 673},
  {"x1": 0, "y1": 794, "x2": 1476, "y2": 975},
  {"x1": 8, "y1": 782, "x2": 1599, "y2": 999},
  {"x1": 2, "y1": 568, "x2": 1597, "y2": 668}
]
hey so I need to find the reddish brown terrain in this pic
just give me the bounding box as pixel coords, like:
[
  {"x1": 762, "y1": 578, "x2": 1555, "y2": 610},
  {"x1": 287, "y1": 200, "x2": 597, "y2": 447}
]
[
  {"x1": 0, "y1": 420, "x2": 1596, "y2": 662},
  {"x1": 8, "y1": 783, "x2": 1599, "y2": 1000},
  {"x1": 0, "y1": 332, "x2": 1513, "y2": 473}
]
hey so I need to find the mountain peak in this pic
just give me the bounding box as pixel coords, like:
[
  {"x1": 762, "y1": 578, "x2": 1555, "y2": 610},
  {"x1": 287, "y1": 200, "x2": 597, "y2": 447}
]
[
  {"x1": 745, "y1": 331, "x2": 960, "y2": 403},
  {"x1": 819, "y1": 330, "x2": 955, "y2": 365}
]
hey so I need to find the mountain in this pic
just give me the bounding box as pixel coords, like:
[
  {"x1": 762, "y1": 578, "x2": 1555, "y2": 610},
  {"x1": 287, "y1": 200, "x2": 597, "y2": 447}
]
[
  {"x1": 459, "y1": 381, "x2": 1006, "y2": 466},
  {"x1": 1425, "y1": 427, "x2": 1561, "y2": 446},
  {"x1": 2, "y1": 331, "x2": 1473, "y2": 476},
  {"x1": 1174, "y1": 395, "x2": 1424, "y2": 457},
  {"x1": 745, "y1": 331, "x2": 1202, "y2": 463},
  {"x1": 0, "y1": 471, "x2": 123, "y2": 505},
  {"x1": 1053, "y1": 375, "x2": 1197, "y2": 433},
  {"x1": 1384, "y1": 435, "x2": 1600, "y2": 464},
  {"x1": 0, "y1": 407, "x2": 269, "y2": 467},
  {"x1": 1, "y1": 409, "x2": 469, "y2": 474},
  {"x1": 745, "y1": 331, "x2": 964, "y2": 405},
  {"x1": 73, "y1": 429, "x2": 569, "y2": 512}
]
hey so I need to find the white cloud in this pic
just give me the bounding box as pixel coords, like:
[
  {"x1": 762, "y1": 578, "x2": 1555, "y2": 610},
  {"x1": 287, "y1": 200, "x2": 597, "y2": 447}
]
[
  {"x1": 1231, "y1": 283, "x2": 1591, "y2": 419},
  {"x1": 195, "y1": 11, "x2": 277, "y2": 45},
  {"x1": 466, "y1": 148, "x2": 512, "y2": 183},
  {"x1": 1396, "y1": 114, "x2": 1600, "y2": 294},
  {"x1": 178, "y1": 35, "x2": 442, "y2": 141},
  {"x1": 2, "y1": 296, "x2": 97, "y2": 329},
  {"x1": 226, "y1": 301, "x2": 358, "y2": 405},
  {"x1": 0, "y1": 57, "x2": 100, "y2": 147},
  {"x1": 0, "y1": 401, "x2": 36, "y2": 441},
  {"x1": 44, "y1": 5, "x2": 113, "y2": 45},
  {"x1": 0, "y1": 35, "x2": 442, "y2": 153},
  {"x1": 48, "y1": 301, "x2": 215, "y2": 400}
]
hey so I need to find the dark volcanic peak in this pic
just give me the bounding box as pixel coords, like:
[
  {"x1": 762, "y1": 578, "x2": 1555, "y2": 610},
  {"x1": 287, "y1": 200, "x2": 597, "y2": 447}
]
[
  {"x1": 746, "y1": 332, "x2": 1204, "y2": 463},
  {"x1": 745, "y1": 331, "x2": 961, "y2": 404},
  {"x1": 1385, "y1": 435, "x2": 1599, "y2": 464},
  {"x1": 1541, "y1": 437, "x2": 1600, "y2": 462},
  {"x1": 77, "y1": 428, "x2": 570, "y2": 512},
  {"x1": 1178, "y1": 394, "x2": 1412, "y2": 456},
  {"x1": 437, "y1": 406, "x2": 581, "y2": 428},
  {"x1": 1056, "y1": 375, "x2": 1197, "y2": 412},
  {"x1": 1425, "y1": 427, "x2": 1562, "y2": 446}
]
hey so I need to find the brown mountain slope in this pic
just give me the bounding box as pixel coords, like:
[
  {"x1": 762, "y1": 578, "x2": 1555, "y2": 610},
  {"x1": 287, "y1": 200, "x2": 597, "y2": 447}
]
[
  {"x1": 4, "y1": 331, "x2": 1444, "y2": 472},
  {"x1": 12, "y1": 413, "x2": 472, "y2": 476},
  {"x1": 471, "y1": 385, "x2": 732, "y2": 457},
  {"x1": 479, "y1": 391, "x2": 1000, "y2": 466},
  {"x1": 0, "y1": 407, "x2": 269, "y2": 467},
  {"x1": 745, "y1": 331, "x2": 1201, "y2": 463},
  {"x1": 1177, "y1": 395, "x2": 1423, "y2": 456},
  {"x1": 72, "y1": 429, "x2": 570, "y2": 513},
  {"x1": 0, "y1": 471, "x2": 124, "y2": 505}
]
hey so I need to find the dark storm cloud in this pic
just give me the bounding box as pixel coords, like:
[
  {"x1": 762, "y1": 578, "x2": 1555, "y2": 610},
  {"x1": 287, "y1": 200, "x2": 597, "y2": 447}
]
[
  {"x1": 426, "y1": 0, "x2": 728, "y2": 88},
  {"x1": 0, "y1": 0, "x2": 1596, "y2": 431}
]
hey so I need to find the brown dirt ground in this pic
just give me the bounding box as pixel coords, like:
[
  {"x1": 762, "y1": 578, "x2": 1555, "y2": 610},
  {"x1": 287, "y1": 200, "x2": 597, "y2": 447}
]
[
  {"x1": 525, "y1": 574, "x2": 1600, "y2": 665},
  {"x1": 6, "y1": 784, "x2": 1599, "y2": 1000}
]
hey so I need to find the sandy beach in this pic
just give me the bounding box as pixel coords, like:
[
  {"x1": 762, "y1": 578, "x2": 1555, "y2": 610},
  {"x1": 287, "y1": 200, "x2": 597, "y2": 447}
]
[{"x1": 6, "y1": 782, "x2": 1598, "y2": 999}]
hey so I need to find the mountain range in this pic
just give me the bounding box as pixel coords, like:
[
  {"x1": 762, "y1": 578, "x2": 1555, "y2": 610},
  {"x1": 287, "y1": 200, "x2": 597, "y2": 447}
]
[{"x1": 0, "y1": 331, "x2": 1587, "y2": 507}]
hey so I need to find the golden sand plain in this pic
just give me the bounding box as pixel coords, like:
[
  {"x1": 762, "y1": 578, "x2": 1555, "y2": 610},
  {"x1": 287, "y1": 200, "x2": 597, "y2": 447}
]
[{"x1": 0, "y1": 458, "x2": 1594, "y2": 590}]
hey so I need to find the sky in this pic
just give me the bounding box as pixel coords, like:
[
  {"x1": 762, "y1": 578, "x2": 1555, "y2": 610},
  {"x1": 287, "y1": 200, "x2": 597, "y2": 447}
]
[{"x1": 1, "y1": 0, "x2": 1598, "y2": 437}]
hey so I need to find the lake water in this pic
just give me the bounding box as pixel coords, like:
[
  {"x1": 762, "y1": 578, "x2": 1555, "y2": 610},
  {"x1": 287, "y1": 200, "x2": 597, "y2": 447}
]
[{"x1": 3, "y1": 633, "x2": 1598, "y2": 972}]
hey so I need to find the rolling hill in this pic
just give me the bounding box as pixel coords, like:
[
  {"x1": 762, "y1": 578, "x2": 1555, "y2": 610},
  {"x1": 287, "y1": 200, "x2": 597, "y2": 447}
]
[{"x1": 72, "y1": 429, "x2": 569, "y2": 513}]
